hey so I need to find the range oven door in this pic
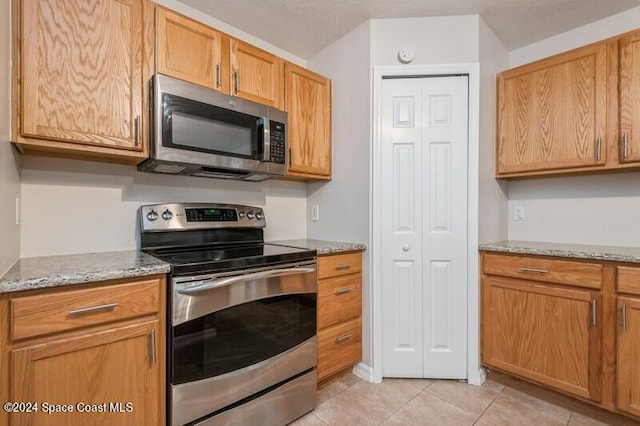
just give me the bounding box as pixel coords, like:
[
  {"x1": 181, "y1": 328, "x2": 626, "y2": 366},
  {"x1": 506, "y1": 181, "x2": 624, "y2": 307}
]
[{"x1": 170, "y1": 260, "x2": 317, "y2": 426}]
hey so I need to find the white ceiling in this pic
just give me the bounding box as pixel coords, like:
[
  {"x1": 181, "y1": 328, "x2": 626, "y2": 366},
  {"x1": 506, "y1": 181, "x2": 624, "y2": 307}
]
[{"x1": 178, "y1": 0, "x2": 640, "y2": 59}]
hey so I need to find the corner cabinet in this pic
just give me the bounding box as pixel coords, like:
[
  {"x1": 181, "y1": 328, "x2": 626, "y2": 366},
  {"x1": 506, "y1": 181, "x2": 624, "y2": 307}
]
[
  {"x1": 0, "y1": 276, "x2": 166, "y2": 426},
  {"x1": 285, "y1": 63, "x2": 332, "y2": 180},
  {"x1": 12, "y1": 0, "x2": 153, "y2": 164}
]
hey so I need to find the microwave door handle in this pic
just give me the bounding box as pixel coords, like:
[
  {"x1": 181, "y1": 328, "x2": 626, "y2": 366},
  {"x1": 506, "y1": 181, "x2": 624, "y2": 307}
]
[
  {"x1": 177, "y1": 266, "x2": 316, "y2": 295},
  {"x1": 259, "y1": 117, "x2": 271, "y2": 162}
]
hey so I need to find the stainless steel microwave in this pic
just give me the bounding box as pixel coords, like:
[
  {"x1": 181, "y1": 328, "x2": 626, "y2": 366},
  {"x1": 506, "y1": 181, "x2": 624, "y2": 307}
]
[{"x1": 138, "y1": 74, "x2": 287, "y2": 181}]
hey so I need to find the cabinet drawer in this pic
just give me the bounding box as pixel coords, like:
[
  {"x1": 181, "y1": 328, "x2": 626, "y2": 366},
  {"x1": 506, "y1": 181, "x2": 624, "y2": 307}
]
[
  {"x1": 318, "y1": 252, "x2": 362, "y2": 279},
  {"x1": 11, "y1": 279, "x2": 160, "y2": 341},
  {"x1": 483, "y1": 253, "x2": 603, "y2": 289},
  {"x1": 317, "y1": 317, "x2": 362, "y2": 380},
  {"x1": 617, "y1": 266, "x2": 640, "y2": 295},
  {"x1": 318, "y1": 274, "x2": 361, "y2": 330}
]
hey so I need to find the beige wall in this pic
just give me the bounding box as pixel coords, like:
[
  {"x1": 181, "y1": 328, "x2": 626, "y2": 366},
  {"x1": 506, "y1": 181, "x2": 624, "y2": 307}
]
[{"x1": 0, "y1": 0, "x2": 21, "y2": 274}]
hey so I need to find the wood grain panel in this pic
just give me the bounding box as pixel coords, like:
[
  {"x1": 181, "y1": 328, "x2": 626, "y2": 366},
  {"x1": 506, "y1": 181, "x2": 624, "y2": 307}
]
[
  {"x1": 230, "y1": 39, "x2": 283, "y2": 108},
  {"x1": 284, "y1": 62, "x2": 332, "y2": 179},
  {"x1": 617, "y1": 266, "x2": 640, "y2": 295},
  {"x1": 21, "y1": 0, "x2": 143, "y2": 149},
  {"x1": 619, "y1": 30, "x2": 640, "y2": 163},
  {"x1": 617, "y1": 296, "x2": 640, "y2": 417},
  {"x1": 483, "y1": 253, "x2": 603, "y2": 289},
  {"x1": 11, "y1": 279, "x2": 159, "y2": 341},
  {"x1": 317, "y1": 317, "x2": 362, "y2": 380},
  {"x1": 482, "y1": 276, "x2": 601, "y2": 401},
  {"x1": 318, "y1": 252, "x2": 362, "y2": 280},
  {"x1": 318, "y1": 274, "x2": 361, "y2": 329},
  {"x1": 10, "y1": 321, "x2": 159, "y2": 426},
  {"x1": 497, "y1": 43, "x2": 607, "y2": 174}
]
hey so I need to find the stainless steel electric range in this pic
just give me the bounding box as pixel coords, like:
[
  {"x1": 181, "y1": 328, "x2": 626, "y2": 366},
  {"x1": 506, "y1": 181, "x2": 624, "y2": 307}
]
[{"x1": 139, "y1": 203, "x2": 317, "y2": 426}]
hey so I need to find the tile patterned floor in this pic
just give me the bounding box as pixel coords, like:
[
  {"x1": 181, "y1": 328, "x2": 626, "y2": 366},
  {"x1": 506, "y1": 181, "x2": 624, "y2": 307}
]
[{"x1": 292, "y1": 373, "x2": 640, "y2": 425}]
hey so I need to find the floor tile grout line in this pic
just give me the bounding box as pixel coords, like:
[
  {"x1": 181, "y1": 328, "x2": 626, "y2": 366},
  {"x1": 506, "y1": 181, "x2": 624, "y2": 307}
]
[{"x1": 375, "y1": 380, "x2": 434, "y2": 424}]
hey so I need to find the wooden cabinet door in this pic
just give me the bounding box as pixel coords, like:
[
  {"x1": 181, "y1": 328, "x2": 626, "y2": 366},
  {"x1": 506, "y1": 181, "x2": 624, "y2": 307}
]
[
  {"x1": 497, "y1": 43, "x2": 608, "y2": 175},
  {"x1": 230, "y1": 39, "x2": 284, "y2": 108},
  {"x1": 20, "y1": 0, "x2": 143, "y2": 150},
  {"x1": 285, "y1": 63, "x2": 332, "y2": 179},
  {"x1": 617, "y1": 297, "x2": 640, "y2": 417},
  {"x1": 10, "y1": 321, "x2": 160, "y2": 426},
  {"x1": 156, "y1": 6, "x2": 229, "y2": 93},
  {"x1": 482, "y1": 277, "x2": 602, "y2": 401},
  {"x1": 619, "y1": 31, "x2": 640, "y2": 163}
]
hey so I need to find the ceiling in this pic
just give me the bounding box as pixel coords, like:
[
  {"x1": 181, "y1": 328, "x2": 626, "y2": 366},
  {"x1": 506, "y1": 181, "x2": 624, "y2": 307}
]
[{"x1": 178, "y1": 0, "x2": 640, "y2": 59}]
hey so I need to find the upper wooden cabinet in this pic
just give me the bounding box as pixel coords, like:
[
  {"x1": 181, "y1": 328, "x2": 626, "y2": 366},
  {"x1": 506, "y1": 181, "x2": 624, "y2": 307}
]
[
  {"x1": 231, "y1": 39, "x2": 284, "y2": 109},
  {"x1": 285, "y1": 62, "x2": 332, "y2": 179},
  {"x1": 497, "y1": 43, "x2": 608, "y2": 175},
  {"x1": 619, "y1": 32, "x2": 640, "y2": 163},
  {"x1": 156, "y1": 6, "x2": 230, "y2": 93},
  {"x1": 13, "y1": 0, "x2": 152, "y2": 164}
]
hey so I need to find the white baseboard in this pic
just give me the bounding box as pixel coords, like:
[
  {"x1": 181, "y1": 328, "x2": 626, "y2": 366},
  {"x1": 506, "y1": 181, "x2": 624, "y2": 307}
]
[
  {"x1": 467, "y1": 367, "x2": 486, "y2": 386},
  {"x1": 352, "y1": 362, "x2": 379, "y2": 383}
]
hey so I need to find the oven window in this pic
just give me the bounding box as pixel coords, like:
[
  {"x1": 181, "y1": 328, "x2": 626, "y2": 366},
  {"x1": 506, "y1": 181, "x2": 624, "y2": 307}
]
[{"x1": 172, "y1": 293, "x2": 316, "y2": 385}]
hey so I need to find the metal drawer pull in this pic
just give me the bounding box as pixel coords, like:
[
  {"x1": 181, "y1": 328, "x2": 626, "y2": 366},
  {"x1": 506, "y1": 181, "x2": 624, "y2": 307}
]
[
  {"x1": 519, "y1": 267, "x2": 548, "y2": 274},
  {"x1": 622, "y1": 303, "x2": 627, "y2": 331},
  {"x1": 595, "y1": 137, "x2": 602, "y2": 162},
  {"x1": 336, "y1": 333, "x2": 352, "y2": 343},
  {"x1": 335, "y1": 287, "x2": 353, "y2": 295},
  {"x1": 336, "y1": 264, "x2": 353, "y2": 271},
  {"x1": 234, "y1": 69, "x2": 239, "y2": 94},
  {"x1": 69, "y1": 302, "x2": 118, "y2": 315},
  {"x1": 591, "y1": 300, "x2": 597, "y2": 326},
  {"x1": 149, "y1": 329, "x2": 157, "y2": 365},
  {"x1": 134, "y1": 115, "x2": 141, "y2": 146},
  {"x1": 623, "y1": 133, "x2": 629, "y2": 159},
  {"x1": 215, "y1": 62, "x2": 221, "y2": 87}
]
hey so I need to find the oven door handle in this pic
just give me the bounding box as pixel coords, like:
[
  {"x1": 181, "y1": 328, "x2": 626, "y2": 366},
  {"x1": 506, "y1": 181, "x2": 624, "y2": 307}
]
[{"x1": 177, "y1": 266, "x2": 316, "y2": 295}]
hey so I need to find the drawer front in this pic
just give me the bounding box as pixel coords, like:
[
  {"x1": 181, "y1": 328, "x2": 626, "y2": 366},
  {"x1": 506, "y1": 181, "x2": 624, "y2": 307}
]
[
  {"x1": 317, "y1": 317, "x2": 362, "y2": 380},
  {"x1": 617, "y1": 266, "x2": 640, "y2": 295},
  {"x1": 483, "y1": 253, "x2": 603, "y2": 289},
  {"x1": 11, "y1": 279, "x2": 160, "y2": 341},
  {"x1": 318, "y1": 252, "x2": 362, "y2": 279},
  {"x1": 318, "y1": 274, "x2": 362, "y2": 330}
]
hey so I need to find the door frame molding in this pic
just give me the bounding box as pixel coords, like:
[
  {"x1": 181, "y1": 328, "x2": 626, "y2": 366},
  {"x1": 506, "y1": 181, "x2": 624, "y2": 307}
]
[{"x1": 368, "y1": 63, "x2": 482, "y2": 385}]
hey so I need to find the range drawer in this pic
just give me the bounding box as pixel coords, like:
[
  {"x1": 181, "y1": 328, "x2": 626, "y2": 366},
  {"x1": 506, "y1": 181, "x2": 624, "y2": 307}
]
[
  {"x1": 617, "y1": 266, "x2": 640, "y2": 296},
  {"x1": 318, "y1": 252, "x2": 362, "y2": 279},
  {"x1": 317, "y1": 316, "x2": 362, "y2": 380},
  {"x1": 483, "y1": 253, "x2": 603, "y2": 289},
  {"x1": 11, "y1": 279, "x2": 160, "y2": 341},
  {"x1": 318, "y1": 274, "x2": 362, "y2": 330}
]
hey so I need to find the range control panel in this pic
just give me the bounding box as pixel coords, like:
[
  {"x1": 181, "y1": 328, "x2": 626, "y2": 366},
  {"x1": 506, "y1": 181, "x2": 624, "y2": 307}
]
[{"x1": 140, "y1": 203, "x2": 265, "y2": 232}]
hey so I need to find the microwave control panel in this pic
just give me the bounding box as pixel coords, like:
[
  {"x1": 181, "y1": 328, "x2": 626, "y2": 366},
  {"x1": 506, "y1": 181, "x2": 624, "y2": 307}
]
[{"x1": 270, "y1": 121, "x2": 286, "y2": 164}]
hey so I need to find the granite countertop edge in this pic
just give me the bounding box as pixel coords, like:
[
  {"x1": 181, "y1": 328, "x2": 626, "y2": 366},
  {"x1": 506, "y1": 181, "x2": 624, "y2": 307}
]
[
  {"x1": 479, "y1": 240, "x2": 640, "y2": 264},
  {"x1": 269, "y1": 239, "x2": 367, "y2": 255}
]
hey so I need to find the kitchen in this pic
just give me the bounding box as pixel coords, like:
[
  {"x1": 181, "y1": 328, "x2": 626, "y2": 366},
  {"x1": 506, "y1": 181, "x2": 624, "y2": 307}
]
[{"x1": 1, "y1": 0, "x2": 640, "y2": 424}]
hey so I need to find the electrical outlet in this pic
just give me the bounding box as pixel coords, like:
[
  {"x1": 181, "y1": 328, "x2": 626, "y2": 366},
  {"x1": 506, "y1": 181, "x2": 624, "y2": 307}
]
[
  {"x1": 513, "y1": 206, "x2": 525, "y2": 221},
  {"x1": 311, "y1": 205, "x2": 319, "y2": 221}
]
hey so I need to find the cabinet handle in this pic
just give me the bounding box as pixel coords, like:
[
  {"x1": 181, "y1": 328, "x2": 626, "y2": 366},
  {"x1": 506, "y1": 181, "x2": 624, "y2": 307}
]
[
  {"x1": 68, "y1": 302, "x2": 118, "y2": 315},
  {"x1": 595, "y1": 137, "x2": 602, "y2": 162},
  {"x1": 335, "y1": 287, "x2": 353, "y2": 295},
  {"x1": 622, "y1": 303, "x2": 627, "y2": 331},
  {"x1": 234, "y1": 69, "x2": 239, "y2": 94},
  {"x1": 336, "y1": 264, "x2": 353, "y2": 271},
  {"x1": 289, "y1": 147, "x2": 293, "y2": 167},
  {"x1": 134, "y1": 115, "x2": 141, "y2": 146},
  {"x1": 215, "y1": 62, "x2": 221, "y2": 88},
  {"x1": 519, "y1": 267, "x2": 548, "y2": 274},
  {"x1": 591, "y1": 299, "x2": 597, "y2": 326},
  {"x1": 623, "y1": 133, "x2": 629, "y2": 159},
  {"x1": 149, "y1": 329, "x2": 156, "y2": 365},
  {"x1": 336, "y1": 333, "x2": 352, "y2": 343}
]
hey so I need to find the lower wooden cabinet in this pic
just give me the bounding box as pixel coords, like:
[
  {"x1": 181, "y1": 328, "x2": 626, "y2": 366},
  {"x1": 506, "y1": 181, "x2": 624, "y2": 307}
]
[
  {"x1": 617, "y1": 296, "x2": 640, "y2": 417},
  {"x1": 0, "y1": 276, "x2": 165, "y2": 426}
]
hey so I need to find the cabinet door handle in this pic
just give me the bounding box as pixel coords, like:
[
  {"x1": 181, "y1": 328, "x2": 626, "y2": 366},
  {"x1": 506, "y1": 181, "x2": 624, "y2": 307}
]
[
  {"x1": 595, "y1": 137, "x2": 602, "y2": 162},
  {"x1": 623, "y1": 133, "x2": 629, "y2": 159},
  {"x1": 234, "y1": 69, "x2": 239, "y2": 94},
  {"x1": 591, "y1": 299, "x2": 597, "y2": 326},
  {"x1": 69, "y1": 302, "x2": 118, "y2": 315},
  {"x1": 149, "y1": 329, "x2": 157, "y2": 365},
  {"x1": 622, "y1": 303, "x2": 627, "y2": 331},
  {"x1": 335, "y1": 287, "x2": 353, "y2": 295},
  {"x1": 519, "y1": 267, "x2": 548, "y2": 274},
  {"x1": 336, "y1": 264, "x2": 353, "y2": 271},
  {"x1": 215, "y1": 62, "x2": 221, "y2": 88},
  {"x1": 289, "y1": 147, "x2": 293, "y2": 167},
  {"x1": 134, "y1": 115, "x2": 141, "y2": 146},
  {"x1": 336, "y1": 333, "x2": 352, "y2": 343}
]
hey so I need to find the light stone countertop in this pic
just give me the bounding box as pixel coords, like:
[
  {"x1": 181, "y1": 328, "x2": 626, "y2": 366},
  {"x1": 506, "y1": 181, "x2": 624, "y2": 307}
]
[
  {"x1": 479, "y1": 240, "x2": 640, "y2": 263},
  {"x1": 269, "y1": 239, "x2": 367, "y2": 255},
  {"x1": 0, "y1": 251, "x2": 170, "y2": 294}
]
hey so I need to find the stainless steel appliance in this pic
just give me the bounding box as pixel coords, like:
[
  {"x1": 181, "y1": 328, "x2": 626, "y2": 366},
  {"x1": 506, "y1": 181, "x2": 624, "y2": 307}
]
[
  {"x1": 140, "y1": 203, "x2": 317, "y2": 425},
  {"x1": 138, "y1": 75, "x2": 287, "y2": 181}
]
